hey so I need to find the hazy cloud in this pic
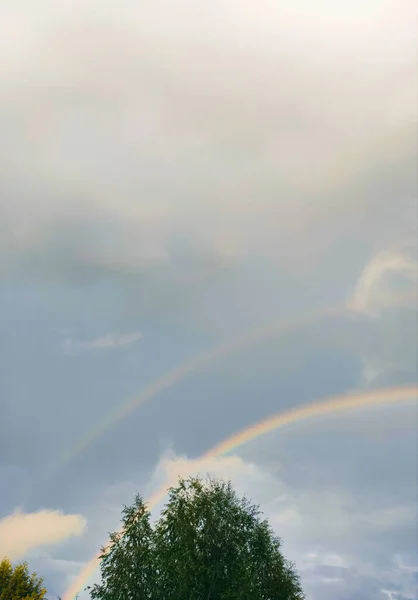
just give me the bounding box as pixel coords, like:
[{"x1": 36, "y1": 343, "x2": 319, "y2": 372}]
[
  {"x1": 0, "y1": 0, "x2": 415, "y2": 286},
  {"x1": 62, "y1": 330, "x2": 142, "y2": 354}
]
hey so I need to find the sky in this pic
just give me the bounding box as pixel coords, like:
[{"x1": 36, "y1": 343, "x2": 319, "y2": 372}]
[{"x1": 0, "y1": 1, "x2": 417, "y2": 599}]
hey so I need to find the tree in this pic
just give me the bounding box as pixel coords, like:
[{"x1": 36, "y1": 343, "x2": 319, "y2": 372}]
[
  {"x1": 89, "y1": 494, "x2": 155, "y2": 600},
  {"x1": 88, "y1": 475, "x2": 305, "y2": 600},
  {"x1": 0, "y1": 557, "x2": 47, "y2": 600}
]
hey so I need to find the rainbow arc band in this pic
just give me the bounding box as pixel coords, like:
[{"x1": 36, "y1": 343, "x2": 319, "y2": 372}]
[
  {"x1": 52, "y1": 306, "x2": 342, "y2": 478},
  {"x1": 62, "y1": 383, "x2": 417, "y2": 600},
  {"x1": 40, "y1": 291, "x2": 417, "y2": 496}
]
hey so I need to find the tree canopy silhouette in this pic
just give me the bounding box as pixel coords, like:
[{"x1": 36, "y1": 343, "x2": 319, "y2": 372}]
[
  {"x1": 88, "y1": 475, "x2": 305, "y2": 600},
  {"x1": 0, "y1": 557, "x2": 47, "y2": 600}
]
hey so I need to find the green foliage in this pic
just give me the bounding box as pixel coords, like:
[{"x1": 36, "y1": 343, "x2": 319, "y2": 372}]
[
  {"x1": 88, "y1": 476, "x2": 305, "y2": 600},
  {"x1": 0, "y1": 557, "x2": 47, "y2": 600},
  {"x1": 89, "y1": 495, "x2": 154, "y2": 600}
]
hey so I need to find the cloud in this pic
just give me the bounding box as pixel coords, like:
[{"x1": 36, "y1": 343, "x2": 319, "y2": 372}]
[
  {"x1": 0, "y1": 0, "x2": 415, "y2": 289},
  {"x1": 0, "y1": 509, "x2": 87, "y2": 561},
  {"x1": 346, "y1": 243, "x2": 418, "y2": 387},
  {"x1": 147, "y1": 452, "x2": 266, "y2": 499},
  {"x1": 0, "y1": 3, "x2": 416, "y2": 598},
  {"x1": 62, "y1": 330, "x2": 142, "y2": 354},
  {"x1": 348, "y1": 244, "x2": 418, "y2": 317}
]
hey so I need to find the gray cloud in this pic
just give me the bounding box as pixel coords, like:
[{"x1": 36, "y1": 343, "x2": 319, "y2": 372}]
[
  {"x1": 0, "y1": 0, "x2": 415, "y2": 291},
  {"x1": 0, "y1": 2, "x2": 416, "y2": 599}
]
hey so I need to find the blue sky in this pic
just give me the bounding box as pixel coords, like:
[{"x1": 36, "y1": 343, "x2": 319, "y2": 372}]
[{"x1": 0, "y1": 2, "x2": 417, "y2": 599}]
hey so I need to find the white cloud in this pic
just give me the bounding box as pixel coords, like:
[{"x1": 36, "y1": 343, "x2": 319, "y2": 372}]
[
  {"x1": 146, "y1": 452, "x2": 269, "y2": 508},
  {"x1": 63, "y1": 330, "x2": 142, "y2": 354},
  {"x1": 0, "y1": 509, "x2": 87, "y2": 561},
  {"x1": 348, "y1": 244, "x2": 418, "y2": 316},
  {"x1": 347, "y1": 243, "x2": 418, "y2": 386}
]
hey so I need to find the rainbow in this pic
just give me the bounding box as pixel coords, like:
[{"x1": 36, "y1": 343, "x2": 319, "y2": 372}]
[
  {"x1": 62, "y1": 383, "x2": 417, "y2": 600},
  {"x1": 40, "y1": 305, "x2": 343, "y2": 488},
  {"x1": 40, "y1": 288, "x2": 417, "y2": 495}
]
